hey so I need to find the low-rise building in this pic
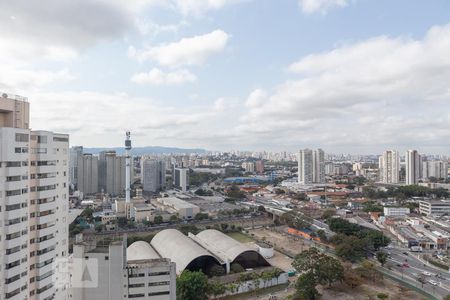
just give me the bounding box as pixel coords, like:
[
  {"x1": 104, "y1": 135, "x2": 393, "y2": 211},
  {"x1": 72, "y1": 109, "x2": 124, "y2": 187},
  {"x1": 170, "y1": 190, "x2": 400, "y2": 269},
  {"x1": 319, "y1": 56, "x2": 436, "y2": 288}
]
[
  {"x1": 70, "y1": 238, "x2": 176, "y2": 300},
  {"x1": 419, "y1": 199, "x2": 450, "y2": 216},
  {"x1": 384, "y1": 207, "x2": 410, "y2": 217},
  {"x1": 156, "y1": 197, "x2": 200, "y2": 219}
]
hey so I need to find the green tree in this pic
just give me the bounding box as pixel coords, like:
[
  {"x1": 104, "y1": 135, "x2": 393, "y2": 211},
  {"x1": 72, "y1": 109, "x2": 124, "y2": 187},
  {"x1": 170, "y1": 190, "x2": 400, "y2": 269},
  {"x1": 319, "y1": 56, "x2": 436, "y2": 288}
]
[
  {"x1": 295, "y1": 272, "x2": 319, "y2": 300},
  {"x1": 170, "y1": 215, "x2": 178, "y2": 223},
  {"x1": 293, "y1": 248, "x2": 344, "y2": 287},
  {"x1": 321, "y1": 209, "x2": 335, "y2": 220},
  {"x1": 230, "y1": 263, "x2": 245, "y2": 273},
  {"x1": 208, "y1": 281, "x2": 226, "y2": 299},
  {"x1": 177, "y1": 270, "x2": 209, "y2": 300},
  {"x1": 209, "y1": 265, "x2": 225, "y2": 277},
  {"x1": 377, "y1": 293, "x2": 388, "y2": 299},
  {"x1": 376, "y1": 251, "x2": 388, "y2": 266},
  {"x1": 154, "y1": 215, "x2": 163, "y2": 224}
]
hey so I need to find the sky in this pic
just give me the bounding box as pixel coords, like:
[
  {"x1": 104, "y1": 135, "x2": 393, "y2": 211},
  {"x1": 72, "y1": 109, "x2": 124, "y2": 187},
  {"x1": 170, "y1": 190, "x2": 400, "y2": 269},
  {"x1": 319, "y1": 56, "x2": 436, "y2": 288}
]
[{"x1": 1, "y1": 0, "x2": 450, "y2": 154}]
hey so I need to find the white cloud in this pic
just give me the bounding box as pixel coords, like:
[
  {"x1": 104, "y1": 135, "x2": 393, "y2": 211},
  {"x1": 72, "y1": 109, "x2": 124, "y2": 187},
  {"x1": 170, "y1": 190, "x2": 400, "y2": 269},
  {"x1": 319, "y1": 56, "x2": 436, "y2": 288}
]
[
  {"x1": 238, "y1": 23, "x2": 450, "y2": 151},
  {"x1": 131, "y1": 68, "x2": 197, "y2": 85},
  {"x1": 299, "y1": 0, "x2": 352, "y2": 14},
  {"x1": 129, "y1": 29, "x2": 230, "y2": 67},
  {"x1": 173, "y1": 0, "x2": 245, "y2": 17},
  {"x1": 245, "y1": 89, "x2": 267, "y2": 108}
]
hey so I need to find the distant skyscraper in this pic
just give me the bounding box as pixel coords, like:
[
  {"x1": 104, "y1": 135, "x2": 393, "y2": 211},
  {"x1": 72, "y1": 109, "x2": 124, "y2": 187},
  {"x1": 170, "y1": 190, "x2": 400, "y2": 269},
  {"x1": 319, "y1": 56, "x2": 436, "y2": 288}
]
[
  {"x1": 69, "y1": 145, "x2": 83, "y2": 188},
  {"x1": 379, "y1": 150, "x2": 400, "y2": 183},
  {"x1": 255, "y1": 160, "x2": 265, "y2": 174},
  {"x1": 423, "y1": 160, "x2": 448, "y2": 180},
  {"x1": 312, "y1": 149, "x2": 325, "y2": 183},
  {"x1": 77, "y1": 153, "x2": 99, "y2": 194},
  {"x1": 298, "y1": 148, "x2": 325, "y2": 184},
  {"x1": 241, "y1": 162, "x2": 255, "y2": 173},
  {"x1": 173, "y1": 167, "x2": 189, "y2": 192},
  {"x1": 298, "y1": 149, "x2": 313, "y2": 184},
  {"x1": 405, "y1": 150, "x2": 421, "y2": 185},
  {"x1": 141, "y1": 158, "x2": 166, "y2": 193},
  {"x1": 98, "y1": 151, "x2": 132, "y2": 195}
]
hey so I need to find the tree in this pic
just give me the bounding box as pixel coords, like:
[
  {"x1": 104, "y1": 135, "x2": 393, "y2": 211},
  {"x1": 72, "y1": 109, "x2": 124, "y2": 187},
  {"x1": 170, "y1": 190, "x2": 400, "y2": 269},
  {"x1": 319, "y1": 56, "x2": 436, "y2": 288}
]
[
  {"x1": 209, "y1": 265, "x2": 225, "y2": 277},
  {"x1": 195, "y1": 213, "x2": 209, "y2": 220},
  {"x1": 315, "y1": 255, "x2": 344, "y2": 287},
  {"x1": 376, "y1": 251, "x2": 388, "y2": 266},
  {"x1": 321, "y1": 209, "x2": 335, "y2": 220},
  {"x1": 293, "y1": 248, "x2": 344, "y2": 287},
  {"x1": 170, "y1": 215, "x2": 178, "y2": 223},
  {"x1": 334, "y1": 235, "x2": 366, "y2": 262},
  {"x1": 177, "y1": 270, "x2": 209, "y2": 300},
  {"x1": 295, "y1": 272, "x2": 319, "y2": 300},
  {"x1": 154, "y1": 215, "x2": 163, "y2": 224},
  {"x1": 257, "y1": 205, "x2": 266, "y2": 212},
  {"x1": 343, "y1": 262, "x2": 362, "y2": 288},
  {"x1": 377, "y1": 293, "x2": 388, "y2": 299},
  {"x1": 230, "y1": 263, "x2": 245, "y2": 273},
  {"x1": 208, "y1": 281, "x2": 226, "y2": 299}
]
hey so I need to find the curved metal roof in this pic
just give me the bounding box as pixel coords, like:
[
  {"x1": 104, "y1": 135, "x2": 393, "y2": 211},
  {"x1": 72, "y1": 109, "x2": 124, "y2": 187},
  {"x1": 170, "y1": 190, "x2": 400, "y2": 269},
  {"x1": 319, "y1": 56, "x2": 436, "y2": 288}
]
[
  {"x1": 195, "y1": 229, "x2": 256, "y2": 263},
  {"x1": 127, "y1": 241, "x2": 160, "y2": 262},
  {"x1": 151, "y1": 229, "x2": 219, "y2": 274}
]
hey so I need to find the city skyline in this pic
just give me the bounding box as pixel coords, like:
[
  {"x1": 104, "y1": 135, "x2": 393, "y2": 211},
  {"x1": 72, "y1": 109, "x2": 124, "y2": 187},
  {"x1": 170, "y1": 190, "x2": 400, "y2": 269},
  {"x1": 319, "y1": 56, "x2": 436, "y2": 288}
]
[{"x1": 1, "y1": 1, "x2": 450, "y2": 153}]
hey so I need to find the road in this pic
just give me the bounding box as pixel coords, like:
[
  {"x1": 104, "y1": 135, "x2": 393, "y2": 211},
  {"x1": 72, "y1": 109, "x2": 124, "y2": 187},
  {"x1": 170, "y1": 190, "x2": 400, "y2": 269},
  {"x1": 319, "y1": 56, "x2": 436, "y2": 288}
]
[
  {"x1": 385, "y1": 247, "x2": 450, "y2": 299},
  {"x1": 83, "y1": 215, "x2": 273, "y2": 236}
]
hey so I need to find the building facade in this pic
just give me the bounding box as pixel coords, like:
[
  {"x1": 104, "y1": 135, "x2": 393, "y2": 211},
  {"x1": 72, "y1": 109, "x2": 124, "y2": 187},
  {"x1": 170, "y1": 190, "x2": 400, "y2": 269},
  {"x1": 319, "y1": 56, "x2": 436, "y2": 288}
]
[
  {"x1": 379, "y1": 150, "x2": 400, "y2": 184},
  {"x1": 0, "y1": 93, "x2": 69, "y2": 300},
  {"x1": 422, "y1": 160, "x2": 448, "y2": 180},
  {"x1": 173, "y1": 168, "x2": 188, "y2": 192},
  {"x1": 419, "y1": 199, "x2": 450, "y2": 216},
  {"x1": 76, "y1": 153, "x2": 99, "y2": 195},
  {"x1": 298, "y1": 148, "x2": 325, "y2": 184},
  {"x1": 98, "y1": 151, "x2": 132, "y2": 196},
  {"x1": 405, "y1": 150, "x2": 421, "y2": 185},
  {"x1": 141, "y1": 158, "x2": 166, "y2": 193},
  {"x1": 70, "y1": 239, "x2": 176, "y2": 300}
]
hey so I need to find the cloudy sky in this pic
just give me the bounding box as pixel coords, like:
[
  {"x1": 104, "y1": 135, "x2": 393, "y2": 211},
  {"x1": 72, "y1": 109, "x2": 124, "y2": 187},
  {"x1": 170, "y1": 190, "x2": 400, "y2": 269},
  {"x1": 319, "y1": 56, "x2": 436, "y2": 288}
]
[{"x1": 2, "y1": 0, "x2": 450, "y2": 154}]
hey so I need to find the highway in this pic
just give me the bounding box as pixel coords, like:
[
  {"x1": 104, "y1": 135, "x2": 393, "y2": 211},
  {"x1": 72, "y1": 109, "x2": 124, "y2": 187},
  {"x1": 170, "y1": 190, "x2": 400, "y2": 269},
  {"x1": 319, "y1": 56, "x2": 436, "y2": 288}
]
[{"x1": 385, "y1": 247, "x2": 450, "y2": 299}]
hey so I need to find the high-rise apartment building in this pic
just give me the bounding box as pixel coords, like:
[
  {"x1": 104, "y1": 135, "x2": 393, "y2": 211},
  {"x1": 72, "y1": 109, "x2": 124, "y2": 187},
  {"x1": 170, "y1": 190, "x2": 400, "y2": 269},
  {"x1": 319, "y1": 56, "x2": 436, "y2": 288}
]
[
  {"x1": 379, "y1": 150, "x2": 400, "y2": 184},
  {"x1": 0, "y1": 93, "x2": 69, "y2": 300},
  {"x1": 298, "y1": 148, "x2": 325, "y2": 184},
  {"x1": 422, "y1": 160, "x2": 448, "y2": 180},
  {"x1": 76, "y1": 153, "x2": 99, "y2": 195},
  {"x1": 405, "y1": 150, "x2": 421, "y2": 185},
  {"x1": 69, "y1": 146, "x2": 83, "y2": 189},
  {"x1": 241, "y1": 162, "x2": 255, "y2": 173},
  {"x1": 98, "y1": 151, "x2": 132, "y2": 196},
  {"x1": 173, "y1": 168, "x2": 188, "y2": 192},
  {"x1": 141, "y1": 158, "x2": 166, "y2": 193},
  {"x1": 255, "y1": 160, "x2": 264, "y2": 174},
  {"x1": 312, "y1": 149, "x2": 325, "y2": 183}
]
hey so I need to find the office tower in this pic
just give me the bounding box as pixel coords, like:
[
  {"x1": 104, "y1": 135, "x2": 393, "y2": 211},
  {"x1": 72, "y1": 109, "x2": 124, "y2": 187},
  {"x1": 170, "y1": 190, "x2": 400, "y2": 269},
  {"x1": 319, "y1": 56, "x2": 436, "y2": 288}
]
[
  {"x1": 98, "y1": 151, "x2": 132, "y2": 196},
  {"x1": 298, "y1": 149, "x2": 313, "y2": 184},
  {"x1": 69, "y1": 146, "x2": 83, "y2": 189},
  {"x1": 255, "y1": 160, "x2": 265, "y2": 174},
  {"x1": 241, "y1": 162, "x2": 255, "y2": 173},
  {"x1": 0, "y1": 93, "x2": 69, "y2": 299},
  {"x1": 379, "y1": 150, "x2": 400, "y2": 183},
  {"x1": 405, "y1": 150, "x2": 421, "y2": 185},
  {"x1": 76, "y1": 153, "x2": 99, "y2": 195},
  {"x1": 312, "y1": 149, "x2": 325, "y2": 183},
  {"x1": 70, "y1": 238, "x2": 176, "y2": 300},
  {"x1": 173, "y1": 168, "x2": 188, "y2": 192},
  {"x1": 141, "y1": 158, "x2": 166, "y2": 193}
]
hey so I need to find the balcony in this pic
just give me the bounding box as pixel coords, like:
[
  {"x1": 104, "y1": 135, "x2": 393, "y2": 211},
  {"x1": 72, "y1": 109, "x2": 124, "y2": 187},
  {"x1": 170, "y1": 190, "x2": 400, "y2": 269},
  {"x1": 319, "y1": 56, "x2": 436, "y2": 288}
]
[{"x1": 36, "y1": 237, "x2": 56, "y2": 251}]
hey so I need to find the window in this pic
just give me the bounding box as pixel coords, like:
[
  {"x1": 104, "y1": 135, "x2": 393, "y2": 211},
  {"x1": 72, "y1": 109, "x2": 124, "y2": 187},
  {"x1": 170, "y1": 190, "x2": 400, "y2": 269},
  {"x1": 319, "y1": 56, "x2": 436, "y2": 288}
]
[
  {"x1": 6, "y1": 161, "x2": 21, "y2": 167},
  {"x1": 148, "y1": 291, "x2": 170, "y2": 297},
  {"x1": 148, "y1": 281, "x2": 170, "y2": 287},
  {"x1": 15, "y1": 133, "x2": 29, "y2": 142},
  {"x1": 31, "y1": 148, "x2": 47, "y2": 154},
  {"x1": 148, "y1": 271, "x2": 170, "y2": 276},
  {"x1": 37, "y1": 136, "x2": 47, "y2": 144},
  {"x1": 53, "y1": 137, "x2": 68, "y2": 142},
  {"x1": 6, "y1": 189, "x2": 21, "y2": 196}
]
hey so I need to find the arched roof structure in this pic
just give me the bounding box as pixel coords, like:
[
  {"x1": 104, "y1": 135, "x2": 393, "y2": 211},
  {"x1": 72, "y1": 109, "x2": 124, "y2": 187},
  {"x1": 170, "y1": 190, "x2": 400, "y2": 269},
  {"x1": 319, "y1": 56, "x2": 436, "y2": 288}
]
[
  {"x1": 151, "y1": 229, "x2": 220, "y2": 274},
  {"x1": 127, "y1": 241, "x2": 160, "y2": 262}
]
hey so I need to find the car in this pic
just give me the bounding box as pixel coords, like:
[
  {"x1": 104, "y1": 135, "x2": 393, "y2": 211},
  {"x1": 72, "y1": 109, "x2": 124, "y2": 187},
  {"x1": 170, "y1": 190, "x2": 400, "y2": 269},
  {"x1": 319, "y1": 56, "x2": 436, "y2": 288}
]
[
  {"x1": 402, "y1": 252, "x2": 409, "y2": 256},
  {"x1": 428, "y1": 280, "x2": 438, "y2": 286},
  {"x1": 422, "y1": 271, "x2": 432, "y2": 276},
  {"x1": 396, "y1": 264, "x2": 402, "y2": 267}
]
